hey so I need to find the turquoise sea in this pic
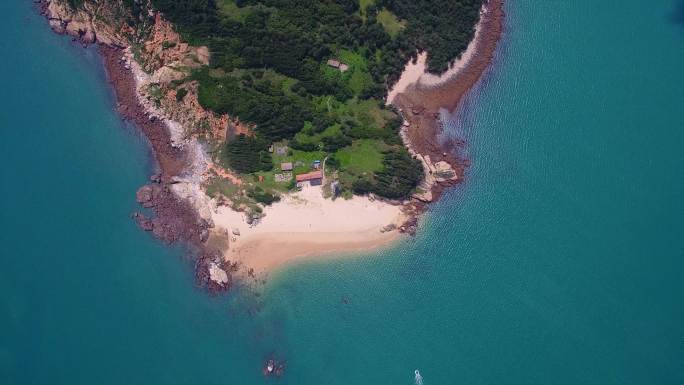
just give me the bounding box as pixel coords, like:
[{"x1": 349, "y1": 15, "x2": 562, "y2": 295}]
[{"x1": 2, "y1": 0, "x2": 684, "y2": 384}]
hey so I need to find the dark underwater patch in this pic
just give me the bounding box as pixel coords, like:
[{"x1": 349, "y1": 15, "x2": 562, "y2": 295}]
[{"x1": 671, "y1": 0, "x2": 684, "y2": 27}]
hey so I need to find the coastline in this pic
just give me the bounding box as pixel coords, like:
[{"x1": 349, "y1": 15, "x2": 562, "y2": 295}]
[
  {"x1": 38, "y1": 0, "x2": 505, "y2": 291},
  {"x1": 101, "y1": 45, "x2": 211, "y2": 247},
  {"x1": 391, "y1": 0, "x2": 505, "y2": 204}
]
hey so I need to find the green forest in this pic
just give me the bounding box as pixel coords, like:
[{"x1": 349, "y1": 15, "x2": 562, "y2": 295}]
[{"x1": 109, "y1": 0, "x2": 482, "y2": 200}]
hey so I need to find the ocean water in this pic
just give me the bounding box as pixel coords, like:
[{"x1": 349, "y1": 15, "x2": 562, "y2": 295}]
[{"x1": 2, "y1": 0, "x2": 683, "y2": 384}]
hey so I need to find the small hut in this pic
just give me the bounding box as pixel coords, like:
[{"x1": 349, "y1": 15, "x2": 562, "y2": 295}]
[{"x1": 327, "y1": 59, "x2": 349, "y2": 72}]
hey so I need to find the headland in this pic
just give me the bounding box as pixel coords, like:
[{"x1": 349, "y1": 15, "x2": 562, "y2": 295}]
[{"x1": 39, "y1": 0, "x2": 504, "y2": 291}]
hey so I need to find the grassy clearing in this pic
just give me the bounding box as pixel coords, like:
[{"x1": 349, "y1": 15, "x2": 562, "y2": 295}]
[
  {"x1": 295, "y1": 124, "x2": 342, "y2": 146},
  {"x1": 205, "y1": 177, "x2": 241, "y2": 199},
  {"x1": 272, "y1": 149, "x2": 325, "y2": 175},
  {"x1": 377, "y1": 9, "x2": 406, "y2": 37},
  {"x1": 348, "y1": 99, "x2": 394, "y2": 128},
  {"x1": 249, "y1": 171, "x2": 291, "y2": 192},
  {"x1": 320, "y1": 50, "x2": 373, "y2": 97},
  {"x1": 308, "y1": 96, "x2": 400, "y2": 144},
  {"x1": 358, "y1": 0, "x2": 377, "y2": 19},
  {"x1": 334, "y1": 139, "x2": 387, "y2": 192},
  {"x1": 313, "y1": 96, "x2": 391, "y2": 127},
  {"x1": 339, "y1": 50, "x2": 374, "y2": 95},
  {"x1": 335, "y1": 139, "x2": 385, "y2": 175},
  {"x1": 216, "y1": 0, "x2": 254, "y2": 22}
]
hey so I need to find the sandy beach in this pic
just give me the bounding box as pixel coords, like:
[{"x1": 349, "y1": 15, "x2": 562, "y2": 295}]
[{"x1": 209, "y1": 184, "x2": 405, "y2": 273}]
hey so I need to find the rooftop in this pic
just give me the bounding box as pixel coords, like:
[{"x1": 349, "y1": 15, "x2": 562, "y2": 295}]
[{"x1": 296, "y1": 170, "x2": 323, "y2": 182}]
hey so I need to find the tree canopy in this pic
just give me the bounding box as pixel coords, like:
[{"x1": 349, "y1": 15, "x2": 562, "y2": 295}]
[{"x1": 127, "y1": 0, "x2": 483, "y2": 199}]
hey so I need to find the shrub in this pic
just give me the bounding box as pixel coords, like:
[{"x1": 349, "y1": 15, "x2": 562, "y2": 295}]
[
  {"x1": 175, "y1": 88, "x2": 188, "y2": 101},
  {"x1": 248, "y1": 187, "x2": 280, "y2": 205},
  {"x1": 221, "y1": 134, "x2": 272, "y2": 174}
]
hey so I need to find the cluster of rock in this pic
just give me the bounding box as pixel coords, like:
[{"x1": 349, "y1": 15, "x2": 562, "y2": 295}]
[
  {"x1": 262, "y1": 359, "x2": 285, "y2": 377},
  {"x1": 194, "y1": 251, "x2": 238, "y2": 294},
  {"x1": 133, "y1": 178, "x2": 211, "y2": 245},
  {"x1": 412, "y1": 154, "x2": 459, "y2": 202},
  {"x1": 399, "y1": 127, "x2": 458, "y2": 203}
]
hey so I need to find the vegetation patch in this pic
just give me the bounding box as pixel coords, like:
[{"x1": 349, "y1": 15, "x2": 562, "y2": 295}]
[
  {"x1": 220, "y1": 134, "x2": 272, "y2": 174},
  {"x1": 205, "y1": 177, "x2": 240, "y2": 199},
  {"x1": 145, "y1": 0, "x2": 482, "y2": 199},
  {"x1": 377, "y1": 9, "x2": 406, "y2": 37},
  {"x1": 335, "y1": 139, "x2": 386, "y2": 175},
  {"x1": 359, "y1": 0, "x2": 377, "y2": 17},
  {"x1": 383, "y1": 0, "x2": 483, "y2": 73},
  {"x1": 217, "y1": 0, "x2": 259, "y2": 22},
  {"x1": 67, "y1": 0, "x2": 85, "y2": 9},
  {"x1": 175, "y1": 87, "x2": 188, "y2": 101}
]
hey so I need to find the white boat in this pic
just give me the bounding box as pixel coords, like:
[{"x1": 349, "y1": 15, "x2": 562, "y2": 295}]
[{"x1": 415, "y1": 369, "x2": 423, "y2": 385}]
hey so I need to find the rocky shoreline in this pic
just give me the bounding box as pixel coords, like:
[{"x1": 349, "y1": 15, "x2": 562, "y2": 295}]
[
  {"x1": 38, "y1": 0, "x2": 226, "y2": 293},
  {"x1": 394, "y1": 0, "x2": 505, "y2": 206},
  {"x1": 104, "y1": 44, "x2": 228, "y2": 289},
  {"x1": 37, "y1": 0, "x2": 235, "y2": 293},
  {"x1": 103, "y1": 43, "x2": 240, "y2": 293}
]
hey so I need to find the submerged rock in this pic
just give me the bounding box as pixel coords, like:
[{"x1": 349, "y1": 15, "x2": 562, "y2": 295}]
[
  {"x1": 132, "y1": 212, "x2": 154, "y2": 231},
  {"x1": 263, "y1": 359, "x2": 285, "y2": 377},
  {"x1": 136, "y1": 184, "x2": 159, "y2": 208},
  {"x1": 150, "y1": 173, "x2": 161, "y2": 183}
]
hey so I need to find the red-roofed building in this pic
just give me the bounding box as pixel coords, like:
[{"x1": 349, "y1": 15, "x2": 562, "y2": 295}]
[{"x1": 296, "y1": 170, "x2": 323, "y2": 186}]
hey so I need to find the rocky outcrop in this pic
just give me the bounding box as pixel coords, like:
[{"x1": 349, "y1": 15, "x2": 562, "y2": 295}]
[
  {"x1": 43, "y1": 0, "x2": 129, "y2": 46},
  {"x1": 134, "y1": 183, "x2": 211, "y2": 244},
  {"x1": 139, "y1": 13, "x2": 210, "y2": 72},
  {"x1": 42, "y1": 0, "x2": 234, "y2": 145},
  {"x1": 398, "y1": 121, "x2": 459, "y2": 203},
  {"x1": 195, "y1": 251, "x2": 239, "y2": 294},
  {"x1": 263, "y1": 359, "x2": 285, "y2": 377},
  {"x1": 136, "y1": 184, "x2": 159, "y2": 208}
]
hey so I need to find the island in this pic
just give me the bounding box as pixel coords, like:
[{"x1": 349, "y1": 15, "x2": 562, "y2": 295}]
[{"x1": 40, "y1": 0, "x2": 504, "y2": 292}]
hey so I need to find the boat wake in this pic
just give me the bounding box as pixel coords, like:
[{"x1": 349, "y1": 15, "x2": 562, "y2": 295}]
[{"x1": 415, "y1": 369, "x2": 424, "y2": 385}]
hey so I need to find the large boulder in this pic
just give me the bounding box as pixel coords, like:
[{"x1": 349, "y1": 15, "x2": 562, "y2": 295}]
[{"x1": 136, "y1": 184, "x2": 161, "y2": 208}]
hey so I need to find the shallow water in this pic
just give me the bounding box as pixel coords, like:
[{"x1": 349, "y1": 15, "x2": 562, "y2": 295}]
[{"x1": 2, "y1": 0, "x2": 684, "y2": 384}]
